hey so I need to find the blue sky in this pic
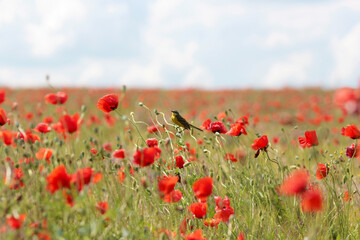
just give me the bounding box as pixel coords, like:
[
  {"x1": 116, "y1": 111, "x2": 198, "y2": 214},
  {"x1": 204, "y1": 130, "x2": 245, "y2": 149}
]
[{"x1": 1, "y1": 0, "x2": 360, "y2": 89}]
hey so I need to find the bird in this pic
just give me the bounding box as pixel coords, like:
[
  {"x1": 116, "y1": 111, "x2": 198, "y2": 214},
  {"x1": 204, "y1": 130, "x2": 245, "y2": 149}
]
[{"x1": 171, "y1": 110, "x2": 203, "y2": 132}]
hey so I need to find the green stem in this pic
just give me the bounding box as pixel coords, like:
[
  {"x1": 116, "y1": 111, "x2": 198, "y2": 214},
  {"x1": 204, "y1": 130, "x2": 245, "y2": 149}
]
[
  {"x1": 264, "y1": 150, "x2": 281, "y2": 170},
  {"x1": 115, "y1": 109, "x2": 147, "y2": 146}
]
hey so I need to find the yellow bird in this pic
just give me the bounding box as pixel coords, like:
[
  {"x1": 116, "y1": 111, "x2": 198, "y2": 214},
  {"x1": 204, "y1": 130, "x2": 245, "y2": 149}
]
[{"x1": 171, "y1": 110, "x2": 203, "y2": 132}]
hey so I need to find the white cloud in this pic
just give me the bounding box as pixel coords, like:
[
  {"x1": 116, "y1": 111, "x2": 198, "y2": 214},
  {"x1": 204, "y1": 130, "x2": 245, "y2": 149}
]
[
  {"x1": 25, "y1": 0, "x2": 86, "y2": 57},
  {"x1": 1, "y1": 0, "x2": 360, "y2": 89},
  {"x1": 265, "y1": 5, "x2": 332, "y2": 30},
  {"x1": 330, "y1": 23, "x2": 360, "y2": 83},
  {"x1": 261, "y1": 0, "x2": 360, "y2": 48},
  {"x1": 0, "y1": 0, "x2": 25, "y2": 26},
  {"x1": 264, "y1": 32, "x2": 291, "y2": 47},
  {"x1": 263, "y1": 52, "x2": 313, "y2": 88},
  {"x1": 122, "y1": 63, "x2": 163, "y2": 87},
  {"x1": 0, "y1": 68, "x2": 15, "y2": 81},
  {"x1": 26, "y1": 24, "x2": 68, "y2": 57},
  {"x1": 183, "y1": 66, "x2": 214, "y2": 88},
  {"x1": 123, "y1": 0, "x2": 246, "y2": 88},
  {"x1": 78, "y1": 62, "x2": 104, "y2": 86},
  {"x1": 0, "y1": 67, "x2": 73, "y2": 87},
  {"x1": 147, "y1": 0, "x2": 245, "y2": 33},
  {"x1": 342, "y1": 0, "x2": 360, "y2": 12},
  {"x1": 107, "y1": 4, "x2": 128, "y2": 15},
  {"x1": 153, "y1": 41, "x2": 199, "y2": 70}
]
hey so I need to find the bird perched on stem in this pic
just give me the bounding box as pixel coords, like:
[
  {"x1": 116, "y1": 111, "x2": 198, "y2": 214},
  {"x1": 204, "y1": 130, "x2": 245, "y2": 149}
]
[{"x1": 171, "y1": 110, "x2": 203, "y2": 132}]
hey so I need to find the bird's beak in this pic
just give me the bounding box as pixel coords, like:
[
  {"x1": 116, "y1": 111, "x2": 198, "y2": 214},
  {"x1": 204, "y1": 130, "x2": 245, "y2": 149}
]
[{"x1": 171, "y1": 110, "x2": 175, "y2": 113}]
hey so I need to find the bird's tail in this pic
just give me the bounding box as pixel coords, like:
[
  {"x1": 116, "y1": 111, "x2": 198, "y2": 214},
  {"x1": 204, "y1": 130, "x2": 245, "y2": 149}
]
[{"x1": 190, "y1": 124, "x2": 203, "y2": 132}]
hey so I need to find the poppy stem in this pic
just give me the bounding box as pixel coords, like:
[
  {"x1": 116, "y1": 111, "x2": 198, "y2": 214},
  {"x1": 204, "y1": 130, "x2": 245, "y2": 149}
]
[
  {"x1": 141, "y1": 104, "x2": 166, "y2": 142},
  {"x1": 115, "y1": 109, "x2": 147, "y2": 145},
  {"x1": 351, "y1": 178, "x2": 360, "y2": 197},
  {"x1": 129, "y1": 112, "x2": 147, "y2": 145},
  {"x1": 264, "y1": 150, "x2": 281, "y2": 169}
]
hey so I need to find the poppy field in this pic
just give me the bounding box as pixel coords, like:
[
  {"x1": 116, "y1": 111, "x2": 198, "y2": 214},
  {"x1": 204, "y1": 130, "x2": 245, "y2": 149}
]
[{"x1": 1, "y1": 87, "x2": 360, "y2": 239}]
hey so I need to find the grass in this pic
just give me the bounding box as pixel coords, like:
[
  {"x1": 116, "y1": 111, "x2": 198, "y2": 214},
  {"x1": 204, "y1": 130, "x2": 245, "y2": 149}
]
[{"x1": 1, "y1": 88, "x2": 360, "y2": 239}]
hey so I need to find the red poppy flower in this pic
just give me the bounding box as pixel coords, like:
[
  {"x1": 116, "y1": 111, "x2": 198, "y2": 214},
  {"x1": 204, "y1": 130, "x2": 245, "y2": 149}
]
[
  {"x1": 36, "y1": 232, "x2": 51, "y2": 240},
  {"x1": 185, "y1": 229, "x2": 206, "y2": 240},
  {"x1": 104, "y1": 113, "x2": 116, "y2": 126},
  {"x1": 51, "y1": 122, "x2": 63, "y2": 133},
  {"x1": 39, "y1": 164, "x2": 44, "y2": 173},
  {"x1": 87, "y1": 114, "x2": 101, "y2": 125},
  {"x1": 45, "y1": 92, "x2": 68, "y2": 105},
  {"x1": 351, "y1": 144, "x2": 360, "y2": 159},
  {"x1": 316, "y1": 163, "x2": 329, "y2": 180},
  {"x1": 97, "y1": 94, "x2": 118, "y2": 113},
  {"x1": 96, "y1": 201, "x2": 109, "y2": 215},
  {"x1": 301, "y1": 188, "x2": 323, "y2": 213},
  {"x1": 21, "y1": 130, "x2": 41, "y2": 143},
  {"x1": 179, "y1": 218, "x2": 188, "y2": 236},
  {"x1": 113, "y1": 149, "x2": 125, "y2": 159},
  {"x1": 214, "y1": 196, "x2": 234, "y2": 222},
  {"x1": 8, "y1": 168, "x2": 24, "y2": 189},
  {"x1": 343, "y1": 190, "x2": 351, "y2": 202},
  {"x1": 63, "y1": 190, "x2": 74, "y2": 207},
  {"x1": 46, "y1": 165, "x2": 71, "y2": 193},
  {"x1": 214, "y1": 195, "x2": 230, "y2": 211},
  {"x1": 0, "y1": 108, "x2": 8, "y2": 126},
  {"x1": 36, "y1": 148, "x2": 53, "y2": 163},
  {"x1": 237, "y1": 232, "x2": 245, "y2": 240},
  {"x1": 13, "y1": 168, "x2": 24, "y2": 180},
  {"x1": 59, "y1": 113, "x2": 80, "y2": 134},
  {"x1": 272, "y1": 137, "x2": 279, "y2": 144},
  {"x1": 278, "y1": 169, "x2": 309, "y2": 196},
  {"x1": 146, "y1": 138, "x2": 158, "y2": 147},
  {"x1": 189, "y1": 202, "x2": 207, "y2": 218},
  {"x1": 154, "y1": 146, "x2": 162, "y2": 157},
  {"x1": 175, "y1": 155, "x2": 185, "y2": 168},
  {"x1": 162, "y1": 190, "x2": 183, "y2": 203},
  {"x1": 102, "y1": 143, "x2": 112, "y2": 152},
  {"x1": 92, "y1": 172, "x2": 103, "y2": 184},
  {"x1": 225, "y1": 153, "x2": 237, "y2": 162},
  {"x1": 201, "y1": 119, "x2": 211, "y2": 130},
  {"x1": 90, "y1": 148, "x2": 98, "y2": 155},
  {"x1": 346, "y1": 144, "x2": 355, "y2": 158},
  {"x1": 118, "y1": 168, "x2": 126, "y2": 183},
  {"x1": 217, "y1": 111, "x2": 227, "y2": 120},
  {"x1": 298, "y1": 130, "x2": 318, "y2": 148},
  {"x1": 226, "y1": 122, "x2": 247, "y2": 136},
  {"x1": 170, "y1": 190, "x2": 183, "y2": 202},
  {"x1": 43, "y1": 116, "x2": 54, "y2": 124},
  {"x1": 207, "y1": 121, "x2": 227, "y2": 134},
  {"x1": 236, "y1": 116, "x2": 249, "y2": 125},
  {"x1": 251, "y1": 135, "x2": 268, "y2": 150},
  {"x1": 133, "y1": 147, "x2": 156, "y2": 167},
  {"x1": 1, "y1": 130, "x2": 13, "y2": 145},
  {"x1": 147, "y1": 125, "x2": 159, "y2": 134},
  {"x1": 341, "y1": 124, "x2": 360, "y2": 139},
  {"x1": 29, "y1": 219, "x2": 48, "y2": 229},
  {"x1": 34, "y1": 123, "x2": 51, "y2": 133},
  {"x1": 203, "y1": 218, "x2": 220, "y2": 228},
  {"x1": 71, "y1": 167, "x2": 94, "y2": 192},
  {"x1": 0, "y1": 89, "x2": 5, "y2": 104},
  {"x1": 155, "y1": 229, "x2": 176, "y2": 239},
  {"x1": 193, "y1": 177, "x2": 213, "y2": 202},
  {"x1": 158, "y1": 175, "x2": 179, "y2": 196},
  {"x1": 25, "y1": 112, "x2": 33, "y2": 120},
  {"x1": 7, "y1": 214, "x2": 26, "y2": 229}
]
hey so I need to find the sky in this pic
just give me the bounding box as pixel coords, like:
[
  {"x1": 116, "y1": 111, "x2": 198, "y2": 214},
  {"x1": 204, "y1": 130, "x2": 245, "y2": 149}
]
[{"x1": 1, "y1": 0, "x2": 360, "y2": 89}]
